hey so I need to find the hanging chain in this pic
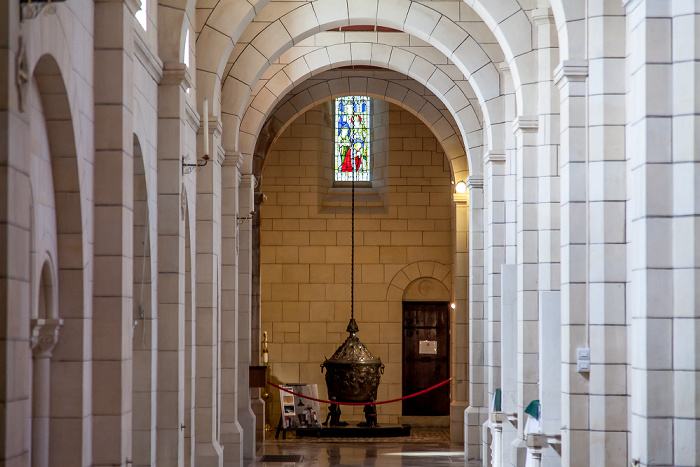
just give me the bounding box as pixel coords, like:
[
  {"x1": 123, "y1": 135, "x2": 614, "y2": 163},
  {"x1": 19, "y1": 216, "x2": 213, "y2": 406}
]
[{"x1": 351, "y1": 100, "x2": 355, "y2": 322}]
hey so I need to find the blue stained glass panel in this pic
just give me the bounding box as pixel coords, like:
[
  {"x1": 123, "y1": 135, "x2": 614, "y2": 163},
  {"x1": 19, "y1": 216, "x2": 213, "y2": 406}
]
[{"x1": 335, "y1": 96, "x2": 370, "y2": 182}]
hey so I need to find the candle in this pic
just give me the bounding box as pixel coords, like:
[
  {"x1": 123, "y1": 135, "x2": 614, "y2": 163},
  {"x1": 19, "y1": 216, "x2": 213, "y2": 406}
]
[{"x1": 203, "y1": 98, "x2": 209, "y2": 157}]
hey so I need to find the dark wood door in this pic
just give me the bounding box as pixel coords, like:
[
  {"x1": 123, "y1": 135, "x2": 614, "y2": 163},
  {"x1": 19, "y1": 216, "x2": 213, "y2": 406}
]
[{"x1": 402, "y1": 302, "x2": 450, "y2": 416}]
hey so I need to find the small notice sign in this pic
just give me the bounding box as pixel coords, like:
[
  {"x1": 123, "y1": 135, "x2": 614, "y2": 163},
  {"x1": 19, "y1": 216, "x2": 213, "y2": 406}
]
[{"x1": 419, "y1": 340, "x2": 437, "y2": 354}]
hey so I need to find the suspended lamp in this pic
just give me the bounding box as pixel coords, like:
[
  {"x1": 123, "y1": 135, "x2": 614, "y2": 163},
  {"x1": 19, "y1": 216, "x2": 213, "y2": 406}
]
[{"x1": 321, "y1": 96, "x2": 384, "y2": 427}]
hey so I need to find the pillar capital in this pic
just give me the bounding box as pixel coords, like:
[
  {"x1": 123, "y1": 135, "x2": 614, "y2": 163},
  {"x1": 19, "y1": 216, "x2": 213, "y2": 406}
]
[
  {"x1": 31, "y1": 318, "x2": 63, "y2": 358},
  {"x1": 512, "y1": 116, "x2": 539, "y2": 134},
  {"x1": 466, "y1": 176, "x2": 483, "y2": 190},
  {"x1": 554, "y1": 60, "x2": 588, "y2": 89}
]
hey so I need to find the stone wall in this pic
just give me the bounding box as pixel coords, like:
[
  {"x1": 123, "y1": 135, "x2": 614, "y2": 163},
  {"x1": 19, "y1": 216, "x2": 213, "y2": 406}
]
[{"x1": 260, "y1": 101, "x2": 454, "y2": 425}]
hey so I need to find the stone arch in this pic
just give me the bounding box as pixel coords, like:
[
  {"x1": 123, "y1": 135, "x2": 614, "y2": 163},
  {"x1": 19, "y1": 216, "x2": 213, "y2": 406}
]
[
  {"x1": 131, "y1": 134, "x2": 156, "y2": 465},
  {"x1": 30, "y1": 53, "x2": 87, "y2": 467},
  {"x1": 549, "y1": 0, "x2": 585, "y2": 62},
  {"x1": 217, "y1": 2, "x2": 508, "y2": 164},
  {"x1": 235, "y1": 43, "x2": 483, "y2": 177},
  {"x1": 36, "y1": 259, "x2": 57, "y2": 320},
  {"x1": 250, "y1": 79, "x2": 475, "y2": 186},
  {"x1": 386, "y1": 261, "x2": 452, "y2": 302},
  {"x1": 403, "y1": 277, "x2": 451, "y2": 302},
  {"x1": 226, "y1": 44, "x2": 491, "y2": 180}
]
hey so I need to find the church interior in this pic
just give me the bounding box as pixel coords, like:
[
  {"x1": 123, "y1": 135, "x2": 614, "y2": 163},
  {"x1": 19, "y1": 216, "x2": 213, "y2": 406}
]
[{"x1": 1, "y1": 0, "x2": 699, "y2": 465}]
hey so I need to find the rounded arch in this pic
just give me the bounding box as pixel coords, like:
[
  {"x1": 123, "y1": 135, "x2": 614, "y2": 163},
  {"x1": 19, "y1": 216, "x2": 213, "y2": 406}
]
[
  {"x1": 250, "y1": 78, "x2": 474, "y2": 185},
  {"x1": 36, "y1": 257, "x2": 57, "y2": 321},
  {"x1": 225, "y1": 40, "x2": 491, "y2": 179},
  {"x1": 220, "y1": 9, "x2": 502, "y2": 131},
  {"x1": 131, "y1": 134, "x2": 157, "y2": 465},
  {"x1": 403, "y1": 277, "x2": 451, "y2": 302},
  {"x1": 236, "y1": 41, "x2": 483, "y2": 158},
  {"x1": 386, "y1": 261, "x2": 452, "y2": 301},
  {"x1": 29, "y1": 52, "x2": 87, "y2": 467}
]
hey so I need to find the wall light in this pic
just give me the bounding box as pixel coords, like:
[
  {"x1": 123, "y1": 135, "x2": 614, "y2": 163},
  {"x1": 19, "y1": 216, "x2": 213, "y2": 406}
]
[
  {"x1": 450, "y1": 302, "x2": 456, "y2": 310},
  {"x1": 455, "y1": 181, "x2": 467, "y2": 194}
]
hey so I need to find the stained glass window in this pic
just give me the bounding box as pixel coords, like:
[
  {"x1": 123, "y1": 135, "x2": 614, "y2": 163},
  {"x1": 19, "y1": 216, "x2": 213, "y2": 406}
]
[{"x1": 334, "y1": 96, "x2": 370, "y2": 182}]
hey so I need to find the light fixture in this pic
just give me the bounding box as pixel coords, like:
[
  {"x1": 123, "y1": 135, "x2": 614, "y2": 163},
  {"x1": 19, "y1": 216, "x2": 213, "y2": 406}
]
[
  {"x1": 182, "y1": 98, "x2": 210, "y2": 174},
  {"x1": 455, "y1": 181, "x2": 467, "y2": 194},
  {"x1": 450, "y1": 302, "x2": 456, "y2": 310}
]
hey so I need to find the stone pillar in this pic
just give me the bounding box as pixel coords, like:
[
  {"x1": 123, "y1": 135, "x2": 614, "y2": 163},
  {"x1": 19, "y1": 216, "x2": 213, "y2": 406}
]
[
  {"x1": 482, "y1": 151, "x2": 506, "y2": 463},
  {"x1": 512, "y1": 116, "x2": 539, "y2": 441},
  {"x1": 625, "y1": 0, "x2": 697, "y2": 465},
  {"x1": 500, "y1": 264, "x2": 518, "y2": 466},
  {"x1": 30, "y1": 319, "x2": 62, "y2": 467},
  {"x1": 92, "y1": 0, "x2": 137, "y2": 464},
  {"x1": 538, "y1": 291, "x2": 561, "y2": 437},
  {"x1": 220, "y1": 153, "x2": 243, "y2": 466},
  {"x1": 238, "y1": 173, "x2": 257, "y2": 460},
  {"x1": 484, "y1": 152, "x2": 506, "y2": 407},
  {"x1": 462, "y1": 177, "x2": 486, "y2": 455},
  {"x1": 194, "y1": 99, "x2": 223, "y2": 466},
  {"x1": 251, "y1": 191, "x2": 266, "y2": 450},
  {"x1": 156, "y1": 63, "x2": 191, "y2": 466},
  {"x1": 554, "y1": 59, "x2": 589, "y2": 467},
  {"x1": 670, "y1": 2, "x2": 700, "y2": 466},
  {"x1": 583, "y1": 2, "x2": 629, "y2": 465}
]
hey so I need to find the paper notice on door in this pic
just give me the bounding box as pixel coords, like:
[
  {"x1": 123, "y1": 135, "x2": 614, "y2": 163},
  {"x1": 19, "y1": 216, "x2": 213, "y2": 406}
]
[{"x1": 419, "y1": 340, "x2": 437, "y2": 354}]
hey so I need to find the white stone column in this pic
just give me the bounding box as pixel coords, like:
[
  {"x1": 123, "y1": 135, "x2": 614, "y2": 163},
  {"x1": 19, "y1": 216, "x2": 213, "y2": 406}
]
[
  {"x1": 512, "y1": 116, "x2": 540, "y2": 441},
  {"x1": 483, "y1": 151, "x2": 505, "y2": 464},
  {"x1": 500, "y1": 264, "x2": 519, "y2": 466},
  {"x1": 554, "y1": 59, "x2": 589, "y2": 467},
  {"x1": 463, "y1": 176, "x2": 486, "y2": 455},
  {"x1": 484, "y1": 152, "x2": 506, "y2": 405},
  {"x1": 584, "y1": 2, "x2": 629, "y2": 465},
  {"x1": 238, "y1": 173, "x2": 257, "y2": 460},
  {"x1": 156, "y1": 64, "x2": 190, "y2": 466},
  {"x1": 194, "y1": 101, "x2": 223, "y2": 466},
  {"x1": 624, "y1": 1, "x2": 674, "y2": 465},
  {"x1": 670, "y1": 2, "x2": 700, "y2": 466},
  {"x1": 30, "y1": 319, "x2": 62, "y2": 467},
  {"x1": 92, "y1": 0, "x2": 137, "y2": 464},
  {"x1": 221, "y1": 153, "x2": 243, "y2": 465}
]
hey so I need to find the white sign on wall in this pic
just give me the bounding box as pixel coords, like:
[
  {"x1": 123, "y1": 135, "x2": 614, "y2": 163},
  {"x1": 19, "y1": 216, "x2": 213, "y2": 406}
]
[{"x1": 419, "y1": 340, "x2": 437, "y2": 354}]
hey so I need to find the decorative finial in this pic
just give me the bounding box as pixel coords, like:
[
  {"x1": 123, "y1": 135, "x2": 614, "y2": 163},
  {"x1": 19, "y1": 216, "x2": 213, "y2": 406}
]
[{"x1": 346, "y1": 318, "x2": 359, "y2": 334}]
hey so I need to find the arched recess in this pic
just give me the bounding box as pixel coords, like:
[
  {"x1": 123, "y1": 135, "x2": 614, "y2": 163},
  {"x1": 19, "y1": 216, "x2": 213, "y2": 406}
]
[
  {"x1": 247, "y1": 71, "x2": 481, "y2": 185},
  {"x1": 131, "y1": 135, "x2": 156, "y2": 466},
  {"x1": 386, "y1": 260, "x2": 466, "y2": 427},
  {"x1": 387, "y1": 261, "x2": 452, "y2": 302},
  {"x1": 31, "y1": 54, "x2": 87, "y2": 467}
]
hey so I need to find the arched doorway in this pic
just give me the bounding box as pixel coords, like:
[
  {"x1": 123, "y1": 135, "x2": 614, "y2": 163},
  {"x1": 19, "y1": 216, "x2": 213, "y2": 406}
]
[{"x1": 402, "y1": 278, "x2": 451, "y2": 417}]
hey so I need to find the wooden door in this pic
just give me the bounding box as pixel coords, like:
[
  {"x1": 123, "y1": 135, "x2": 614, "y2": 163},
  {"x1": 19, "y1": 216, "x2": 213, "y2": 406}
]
[{"x1": 402, "y1": 302, "x2": 450, "y2": 416}]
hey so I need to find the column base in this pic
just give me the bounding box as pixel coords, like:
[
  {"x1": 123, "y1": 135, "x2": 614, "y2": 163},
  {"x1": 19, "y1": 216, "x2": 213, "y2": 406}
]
[
  {"x1": 464, "y1": 405, "x2": 488, "y2": 460},
  {"x1": 510, "y1": 436, "x2": 527, "y2": 467},
  {"x1": 251, "y1": 396, "x2": 265, "y2": 453},
  {"x1": 238, "y1": 407, "x2": 256, "y2": 460},
  {"x1": 221, "y1": 421, "x2": 243, "y2": 467},
  {"x1": 194, "y1": 440, "x2": 223, "y2": 467},
  {"x1": 451, "y1": 401, "x2": 468, "y2": 444}
]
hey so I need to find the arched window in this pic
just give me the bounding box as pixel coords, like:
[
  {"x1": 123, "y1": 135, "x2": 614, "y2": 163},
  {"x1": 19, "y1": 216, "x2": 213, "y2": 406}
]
[
  {"x1": 334, "y1": 96, "x2": 370, "y2": 182},
  {"x1": 184, "y1": 29, "x2": 190, "y2": 68},
  {"x1": 135, "y1": 0, "x2": 147, "y2": 30}
]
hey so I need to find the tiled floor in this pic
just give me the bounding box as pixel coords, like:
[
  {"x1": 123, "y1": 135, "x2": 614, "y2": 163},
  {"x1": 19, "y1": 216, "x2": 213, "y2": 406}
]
[{"x1": 248, "y1": 428, "x2": 482, "y2": 466}]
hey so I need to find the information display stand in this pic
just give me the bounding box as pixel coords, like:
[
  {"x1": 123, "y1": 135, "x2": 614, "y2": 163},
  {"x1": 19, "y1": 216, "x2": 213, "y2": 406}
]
[{"x1": 275, "y1": 383, "x2": 321, "y2": 439}]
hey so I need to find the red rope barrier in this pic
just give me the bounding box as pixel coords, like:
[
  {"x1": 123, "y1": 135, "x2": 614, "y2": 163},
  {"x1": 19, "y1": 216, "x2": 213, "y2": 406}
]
[{"x1": 267, "y1": 378, "x2": 451, "y2": 406}]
